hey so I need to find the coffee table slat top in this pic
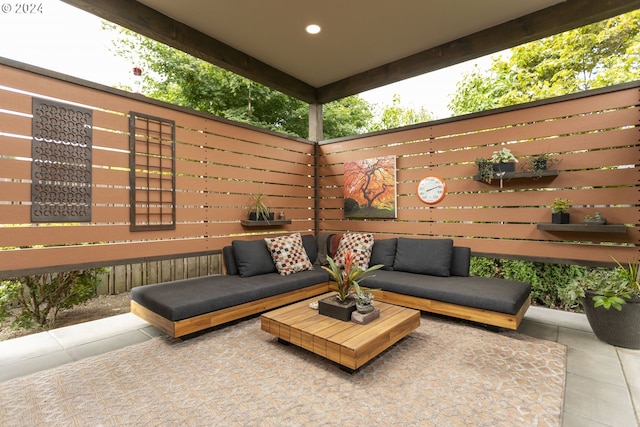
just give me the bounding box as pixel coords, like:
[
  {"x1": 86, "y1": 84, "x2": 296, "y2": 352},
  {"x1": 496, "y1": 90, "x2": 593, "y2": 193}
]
[{"x1": 261, "y1": 293, "x2": 420, "y2": 370}]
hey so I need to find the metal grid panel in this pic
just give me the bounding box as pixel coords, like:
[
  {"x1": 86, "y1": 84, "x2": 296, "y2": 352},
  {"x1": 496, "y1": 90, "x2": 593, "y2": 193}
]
[{"x1": 129, "y1": 112, "x2": 176, "y2": 231}]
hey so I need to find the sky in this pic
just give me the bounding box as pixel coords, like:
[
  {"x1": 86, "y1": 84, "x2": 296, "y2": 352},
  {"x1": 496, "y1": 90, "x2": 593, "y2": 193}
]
[{"x1": 0, "y1": 0, "x2": 498, "y2": 119}]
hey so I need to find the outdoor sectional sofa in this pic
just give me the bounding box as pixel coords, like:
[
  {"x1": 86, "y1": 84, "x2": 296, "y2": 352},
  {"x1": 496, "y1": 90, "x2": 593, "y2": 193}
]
[{"x1": 130, "y1": 233, "x2": 531, "y2": 338}]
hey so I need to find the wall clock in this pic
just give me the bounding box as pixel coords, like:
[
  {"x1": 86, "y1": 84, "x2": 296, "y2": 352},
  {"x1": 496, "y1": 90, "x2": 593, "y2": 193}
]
[{"x1": 417, "y1": 175, "x2": 446, "y2": 204}]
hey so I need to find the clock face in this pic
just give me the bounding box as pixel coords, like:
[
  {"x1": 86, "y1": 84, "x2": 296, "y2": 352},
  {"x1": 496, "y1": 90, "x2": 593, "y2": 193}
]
[{"x1": 417, "y1": 176, "x2": 446, "y2": 204}]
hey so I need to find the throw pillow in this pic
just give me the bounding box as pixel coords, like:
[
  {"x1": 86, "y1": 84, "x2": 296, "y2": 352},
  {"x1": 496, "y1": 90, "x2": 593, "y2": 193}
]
[
  {"x1": 393, "y1": 238, "x2": 453, "y2": 277},
  {"x1": 232, "y1": 240, "x2": 277, "y2": 277},
  {"x1": 264, "y1": 233, "x2": 314, "y2": 276},
  {"x1": 333, "y1": 232, "x2": 375, "y2": 270}
]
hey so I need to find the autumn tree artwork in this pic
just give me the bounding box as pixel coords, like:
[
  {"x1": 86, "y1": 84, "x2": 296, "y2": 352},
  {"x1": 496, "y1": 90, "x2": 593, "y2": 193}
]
[{"x1": 343, "y1": 156, "x2": 397, "y2": 218}]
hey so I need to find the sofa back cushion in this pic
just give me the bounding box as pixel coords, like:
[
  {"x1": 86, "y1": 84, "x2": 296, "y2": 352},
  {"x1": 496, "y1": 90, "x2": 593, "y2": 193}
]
[
  {"x1": 301, "y1": 234, "x2": 318, "y2": 265},
  {"x1": 231, "y1": 239, "x2": 277, "y2": 277},
  {"x1": 393, "y1": 238, "x2": 454, "y2": 277},
  {"x1": 369, "y1": 238, "x2": 397, "y2": 270},
  {"x1": 223, "y1": 245, "x2": 238, "y2": 275},
  {"x1": 450, "y1": 246, "x2": 471, "y2": 277}
]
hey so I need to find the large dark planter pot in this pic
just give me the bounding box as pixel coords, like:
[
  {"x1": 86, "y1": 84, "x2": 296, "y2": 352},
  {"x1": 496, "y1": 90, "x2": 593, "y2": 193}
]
[
  {"x1": 582, "y1": 291, "x2": 640, "y2": 349},
  {"x1": 492, "y1": 162, "x2": 515, "y2": 173},
  {"x1": 552, "y1": 212, "x2": 570, "y2": 224}
]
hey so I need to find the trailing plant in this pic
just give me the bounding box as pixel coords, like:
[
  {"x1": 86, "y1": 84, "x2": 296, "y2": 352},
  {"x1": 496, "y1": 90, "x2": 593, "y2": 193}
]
[
  {"x1": 475, "y1": 157, "x2": 494, "y2": 184},
  {"x1": 522, "y1": 153, "x2": 561, "y2": 175},
  {"x1": 0, "y1": 269, "x2": 105, "y2": 329}
]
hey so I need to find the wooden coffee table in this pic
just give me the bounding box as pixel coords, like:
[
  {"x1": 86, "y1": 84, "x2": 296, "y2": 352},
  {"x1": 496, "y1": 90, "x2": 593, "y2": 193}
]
[{"x1": 261, "y1": 293, "x2": 420, "y2": 372}]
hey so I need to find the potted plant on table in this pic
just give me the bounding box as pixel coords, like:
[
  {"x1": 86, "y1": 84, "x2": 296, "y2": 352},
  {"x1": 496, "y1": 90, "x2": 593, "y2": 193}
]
[
  {"x1": 560, "y1": 258, "x2": 640, "y2": 349},
  {"x1": 320, "y1": 251, "x2": 383, "y2": 320},
  {"x1": 551, "y1": 197, "x2": 571, "y2": 224},
  {"x1": 490, "y1": 148, "x2": 518, "y2": 173}
]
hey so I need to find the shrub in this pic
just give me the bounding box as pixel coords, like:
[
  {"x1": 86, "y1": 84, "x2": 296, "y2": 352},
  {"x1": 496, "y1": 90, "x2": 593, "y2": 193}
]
[
  {"x1": 470, "y1": 256, "x2": 587, "y2": 309},
  {"x1": 0, "y1": 268, "x2": 105, "y2": 329}
]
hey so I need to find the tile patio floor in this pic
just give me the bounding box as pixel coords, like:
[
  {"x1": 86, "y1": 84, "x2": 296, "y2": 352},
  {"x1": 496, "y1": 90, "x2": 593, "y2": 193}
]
[{"x1": 1, "y1": 306, "x2": 638, "y2": 426}]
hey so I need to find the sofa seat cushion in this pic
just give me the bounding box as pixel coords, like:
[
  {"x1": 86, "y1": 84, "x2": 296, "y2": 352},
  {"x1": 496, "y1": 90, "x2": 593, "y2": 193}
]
[
  {"x1": 131, "y1": 269, "x2": 329, "y2": 321},
  {"x1": 364, "y1": 270, "x2": 530, "y2": 315}
]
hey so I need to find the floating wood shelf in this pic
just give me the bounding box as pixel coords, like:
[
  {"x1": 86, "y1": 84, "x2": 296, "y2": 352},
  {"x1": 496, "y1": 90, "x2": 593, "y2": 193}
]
[
  {"x1": 536, "y1": 223, "x2": 627, "y2": 233},
  {"x1": 240, "y1": 219, "x2": 291, "y2": 227},
  {"x1": 473, "y1": 169, "x2": 559, "y2": 182}
]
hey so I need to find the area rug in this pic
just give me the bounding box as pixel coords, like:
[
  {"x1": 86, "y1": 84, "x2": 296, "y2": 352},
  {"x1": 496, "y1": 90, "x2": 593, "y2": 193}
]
[{"x1": 0, "y1": 315, "x2": 566, "y2": 426}]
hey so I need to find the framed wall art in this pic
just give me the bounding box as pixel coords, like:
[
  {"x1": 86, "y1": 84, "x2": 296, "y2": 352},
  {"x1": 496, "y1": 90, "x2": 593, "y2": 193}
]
[{"x1": 343, "y1": 155, "x2": 397, "y2": 219}]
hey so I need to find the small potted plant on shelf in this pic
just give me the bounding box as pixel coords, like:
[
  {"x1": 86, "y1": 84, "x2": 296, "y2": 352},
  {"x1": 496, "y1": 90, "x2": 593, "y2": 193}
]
[
  {"x1": 584, "y1": 212, "x2": 607, "y2": 225},
  {"x1": 475, "y1": 157, "x2": 494, "y2": 184},
  {"x1": 248, "y1": 189, "x2": 273, "y2": 222},
  {"x1": 559, "y1": 258, "x2": 640, "y2": 349},
  {"x1": 523, "y1": 153, "x2": 561, "y2": 176},
  {"x1": 490, "y1": 147, "x2": 518, "y2": 173},
  {"x1": 551, "y1": 197, "x2": 571, "y2": 224}
]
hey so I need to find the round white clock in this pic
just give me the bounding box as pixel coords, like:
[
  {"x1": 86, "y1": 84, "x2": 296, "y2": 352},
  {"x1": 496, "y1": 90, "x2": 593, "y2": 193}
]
[{"x1": 417, "y1": 176, "x2": 446, "y2": 204}]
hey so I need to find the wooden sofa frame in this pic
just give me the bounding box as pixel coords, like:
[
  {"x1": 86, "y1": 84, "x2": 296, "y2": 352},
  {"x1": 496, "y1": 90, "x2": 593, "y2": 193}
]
[{"x1": 131, "y1": 283, "x2": 529, "y2": 338}]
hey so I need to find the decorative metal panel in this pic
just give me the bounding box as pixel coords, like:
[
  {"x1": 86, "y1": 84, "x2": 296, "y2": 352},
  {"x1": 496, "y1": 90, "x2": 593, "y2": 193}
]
[
  {"x1": 129, "y1": 112, "x2": 176, "y2": 231},
  {"x1": 31, "y1": 98, "x2": 92, "y2": 222}
]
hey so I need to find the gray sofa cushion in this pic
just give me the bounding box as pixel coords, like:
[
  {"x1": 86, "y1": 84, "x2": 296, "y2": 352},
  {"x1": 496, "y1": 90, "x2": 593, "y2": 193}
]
[
  {"x1": 370, "y1": 238, "x2": 397, "y2": 270},
  {"x1": 450, "y1": 246, "x2": 471, "y2": 277},
  {"x1": 232, "y1": 240, "x2": 277, "y2": 277},
  {"x1": 365, "y1": 270, "x2": 530, "y2": 315},
  {"x1": 301, "y1": 234, "x2": 318, "y2": 266},
  {"x1": 131, "y1": 269, "x2": 330, "y2": 321},
  {"x1": 393, "y1": 238, "x2": 453, "y2": 277},
  {"x1": 223, "y1": 245, "x2": 238, "y2": 275}
]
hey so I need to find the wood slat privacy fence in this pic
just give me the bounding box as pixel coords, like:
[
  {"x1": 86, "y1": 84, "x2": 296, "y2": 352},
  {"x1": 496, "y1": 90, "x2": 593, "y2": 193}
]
[
  {"x1": 1, "y1": 60, "x2": 638, "y2": 291},
  {"x1": 0, "y1": 61, "x2": 315, "y2": 280},
  {"x1": 319, "y1": 84, "x2": 639, "y2": 266}
]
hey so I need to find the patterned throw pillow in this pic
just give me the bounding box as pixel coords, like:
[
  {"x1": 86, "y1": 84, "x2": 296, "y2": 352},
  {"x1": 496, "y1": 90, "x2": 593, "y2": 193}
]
[
  {"x1": 333, "y1": 232, "x2": 375, "y2": 270},
  {"x1": 264, "y1": 233, "x2": 314, "y2": 276}
]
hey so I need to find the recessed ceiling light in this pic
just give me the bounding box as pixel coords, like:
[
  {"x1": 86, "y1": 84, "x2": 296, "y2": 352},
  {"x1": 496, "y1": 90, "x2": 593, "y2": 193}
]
[{"x1": 306, "y1": 24, "x2": 321, "y2": 35}]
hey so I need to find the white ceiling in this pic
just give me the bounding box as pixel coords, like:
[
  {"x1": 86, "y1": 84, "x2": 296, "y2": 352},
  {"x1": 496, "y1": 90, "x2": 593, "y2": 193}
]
[
  {"x1": 62, "y1": 0, "x2": 638, "y2": 102},
  {"x1": 136, "y1": 0, "x2": 563, "y2": 87}
]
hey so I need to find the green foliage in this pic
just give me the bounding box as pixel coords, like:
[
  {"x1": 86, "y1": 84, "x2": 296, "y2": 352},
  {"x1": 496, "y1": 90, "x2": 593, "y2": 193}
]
[
  {"x1": 367, "y1": 94, "x2": 434, "y2": 131},
  {"x1": 551, "y1": 197, "x2": 571, "y2": 213},
  {"x1": 449, "y1": 11, "x2": 640, "y2": 115},
  {"x1": 104, "y1": 23, "x2": 383, "y2": 139},
  {"x1": 559, "y1": 265, "x2": 639, "y2": 311},
  {"x1": 470, "y1": 256, "x2": 588, "y2": 308},
  {"x1": 0, "y1": 269, "x2": 105, "y2": 329}
]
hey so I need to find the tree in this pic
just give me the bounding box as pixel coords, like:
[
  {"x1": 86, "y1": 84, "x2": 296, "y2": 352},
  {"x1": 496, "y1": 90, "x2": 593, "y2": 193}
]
[
  {"x1": 368, "y1": 94, "x2": 434, "y2": 131},
  {"x1": 449, "y1": 11, "x2": 640, "y2": 115},
  {"x1": 104, "y1": 23, "x2": 373, "y2": 139}
]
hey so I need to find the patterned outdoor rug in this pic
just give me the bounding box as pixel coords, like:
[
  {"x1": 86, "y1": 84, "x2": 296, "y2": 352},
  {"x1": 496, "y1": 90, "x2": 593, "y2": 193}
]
[{"x1": 0, "y1": 314, "x2": 565, "y2": 426}]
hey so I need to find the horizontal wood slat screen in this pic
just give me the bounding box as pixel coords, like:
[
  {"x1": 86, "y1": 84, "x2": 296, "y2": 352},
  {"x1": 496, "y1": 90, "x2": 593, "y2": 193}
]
[
  {"x1": 318, "y1": 84, "x2": 639, "y2": 265},
  {"x1": 0, "y1": 62, "x2": 315, "y2": 277}
]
